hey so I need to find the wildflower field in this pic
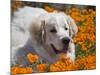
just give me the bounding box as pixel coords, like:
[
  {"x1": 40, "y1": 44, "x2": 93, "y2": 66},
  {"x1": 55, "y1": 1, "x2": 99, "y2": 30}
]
[{"x1": 11, "y1": 1, "x2": 96, "y2": 74}]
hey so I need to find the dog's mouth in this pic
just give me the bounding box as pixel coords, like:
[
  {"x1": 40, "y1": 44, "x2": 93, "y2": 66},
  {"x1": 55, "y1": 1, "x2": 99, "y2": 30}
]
[{"x1": 51, "y1": 44, "x2": 68, "y2": 54}]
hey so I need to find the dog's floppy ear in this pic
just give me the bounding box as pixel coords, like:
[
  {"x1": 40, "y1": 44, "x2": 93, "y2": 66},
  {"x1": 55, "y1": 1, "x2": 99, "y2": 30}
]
[
  {"x1": 67, "y1": 15, "x2": 78, "y2": 37},
  {"x1": 41, "y1": 20, "x2": 46, "y2": 43}
]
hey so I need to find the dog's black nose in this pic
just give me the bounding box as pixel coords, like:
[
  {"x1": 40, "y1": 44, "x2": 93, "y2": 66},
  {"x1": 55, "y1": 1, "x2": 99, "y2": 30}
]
[{"x1": 62, "y1": 37, "x2": 70, "y2": 44}]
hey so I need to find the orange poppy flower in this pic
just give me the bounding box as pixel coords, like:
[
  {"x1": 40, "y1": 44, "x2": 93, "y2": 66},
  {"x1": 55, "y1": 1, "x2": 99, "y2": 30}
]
[
  {"x1": 11, "y1": 67, "x2": 33, "y2": 74},
  {"x1": 27, "y1": 53, "x2": 39, "y2": 63},
  {"x1": 37, "y1": 64, "x2": 46, "y2": 72}
]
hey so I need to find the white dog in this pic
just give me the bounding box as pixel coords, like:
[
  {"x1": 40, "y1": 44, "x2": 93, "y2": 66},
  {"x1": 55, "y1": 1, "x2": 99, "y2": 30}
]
[{"x1": 11, "y1": 6, "x2": 78, "y2": 66}]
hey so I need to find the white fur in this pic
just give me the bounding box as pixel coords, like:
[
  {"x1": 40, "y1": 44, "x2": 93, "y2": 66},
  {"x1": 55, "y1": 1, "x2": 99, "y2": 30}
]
[{"x1": 11, "y1": 6, "x2": 77, "y2": 66}]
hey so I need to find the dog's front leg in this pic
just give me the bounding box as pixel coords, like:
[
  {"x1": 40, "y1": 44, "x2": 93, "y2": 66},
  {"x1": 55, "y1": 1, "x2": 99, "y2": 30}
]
[
  {"x1": 66, "y1": 42, "x2": 75, "y2": 62},
  {"x1": 12, "y1": 45, "x2": 30, "y2": 66}
]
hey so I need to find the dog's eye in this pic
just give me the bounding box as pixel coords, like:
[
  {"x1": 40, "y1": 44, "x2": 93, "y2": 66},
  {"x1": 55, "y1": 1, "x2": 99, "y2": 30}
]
[
  {"x1": 65, "y1": 27, "x2": 68, "y2": 30},
  {"x1": 50, "y1": 28, "x2": 57, "y2": 33}
]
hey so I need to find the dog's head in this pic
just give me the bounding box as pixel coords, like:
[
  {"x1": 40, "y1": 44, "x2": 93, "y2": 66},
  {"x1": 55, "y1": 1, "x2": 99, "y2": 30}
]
[
  {"x1": 40, "y1": 13, "x2": 78, "y2": 53},
  {"x1": 30, "y1": 12, "x2": 78, "y2": 62}
]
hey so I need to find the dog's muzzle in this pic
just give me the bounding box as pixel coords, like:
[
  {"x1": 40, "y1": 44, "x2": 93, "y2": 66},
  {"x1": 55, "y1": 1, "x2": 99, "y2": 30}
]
[
  {"x1": 51, "y1": 44, "x2": 68, "y2": 54},
  {"x1": 62, "y1": 37, "x2": 70, "y2": 45},
  {"x1": 51, "y1": 37, "x2": 70, "y2": 54}
]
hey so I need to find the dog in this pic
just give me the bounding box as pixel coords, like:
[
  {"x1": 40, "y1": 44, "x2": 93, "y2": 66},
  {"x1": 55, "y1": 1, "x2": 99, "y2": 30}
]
[{"x1": 11, "y1": 6, "x2": 78, "y2": 66}]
